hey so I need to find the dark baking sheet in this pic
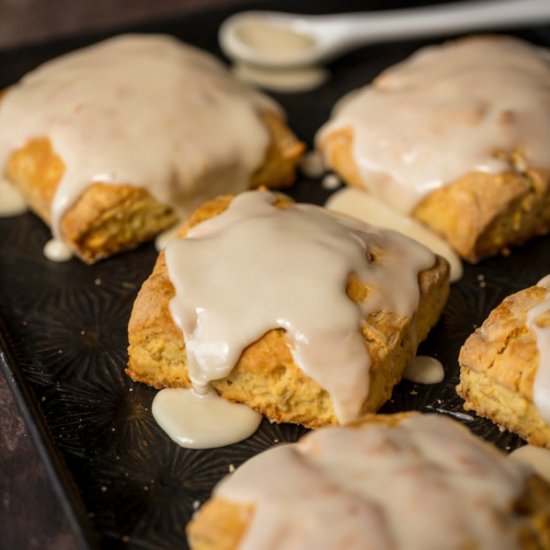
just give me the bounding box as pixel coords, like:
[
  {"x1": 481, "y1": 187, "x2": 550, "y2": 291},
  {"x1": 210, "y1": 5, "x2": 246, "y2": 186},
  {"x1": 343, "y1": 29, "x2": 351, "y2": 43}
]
[{"x1": 1, "y1": 1, "x2": 550, "y2": 548}]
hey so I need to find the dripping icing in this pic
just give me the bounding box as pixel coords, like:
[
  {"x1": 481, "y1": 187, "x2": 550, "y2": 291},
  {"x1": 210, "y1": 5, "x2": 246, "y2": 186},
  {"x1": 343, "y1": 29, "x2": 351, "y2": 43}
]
[
  {"x1": 317, "y1": 36, "x2": 550, "y2": 214},
  {"x1": 0, "y1": 34, "x2": 278, "y2": 247},
  {"x1": 215, "y1": 414, "x2": 530, "y2": 550},
  {"x1": 0, "y1": 178, "x2": 27, "y2": 217},
  {"x1": 326, "y1": 187, "x2": 462, "y2": 282},
  {"x1": 152, "y1": 387, "x2": 261, "y2": 449},
  {"x1": 43, "y1": 238, "x2": 72, "y2": 262},
  {"x1": 165, "y1": 190, "x2": 435, "y2": 423},
  {"x1": 403, "y1": 355, "x2": 445, "y2": 384}
]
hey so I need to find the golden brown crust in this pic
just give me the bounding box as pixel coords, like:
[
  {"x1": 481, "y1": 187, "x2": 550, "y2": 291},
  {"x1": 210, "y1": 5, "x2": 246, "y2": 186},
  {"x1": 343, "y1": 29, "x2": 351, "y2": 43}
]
[
  {"x1": 250, "y1": 112, "x2": 305, "y2": 189},
  {"x1": 127, "y1": 195, "x2": 450, "y2": 428},
  {"x1": 187, "y1": 412, "x2": 550, "y2": 550},
  {"x1": 318, "y1": 127, "x2": 550, "y2": 263},
  {"x1": 3, "y1": 112, "x2": 304, "y2": 263},
  {"x1": 457, "y1": 284, "x2": 550, "y2": 447},
  {"x1": 187, "y1": 499, "x2": 253, "y2": 550}
]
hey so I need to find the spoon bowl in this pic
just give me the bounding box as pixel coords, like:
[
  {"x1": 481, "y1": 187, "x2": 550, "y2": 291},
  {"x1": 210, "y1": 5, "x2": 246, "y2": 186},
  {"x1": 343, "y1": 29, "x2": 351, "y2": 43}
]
[{"x1": 219, "y1": 0, "x2": 550, "y2": 69}]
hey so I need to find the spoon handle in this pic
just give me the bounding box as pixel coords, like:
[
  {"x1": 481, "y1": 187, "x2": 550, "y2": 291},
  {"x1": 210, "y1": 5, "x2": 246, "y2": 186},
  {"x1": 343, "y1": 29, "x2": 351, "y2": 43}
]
[{"x1": 311, "y1": 0, "x2": 550, "y2": 52}]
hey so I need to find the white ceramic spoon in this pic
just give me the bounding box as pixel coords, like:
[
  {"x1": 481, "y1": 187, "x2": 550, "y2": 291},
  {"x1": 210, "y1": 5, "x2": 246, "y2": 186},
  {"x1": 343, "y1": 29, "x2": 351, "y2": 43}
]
[{"x1": 219, "y1": 0, "x2": 550, "y2": 68}]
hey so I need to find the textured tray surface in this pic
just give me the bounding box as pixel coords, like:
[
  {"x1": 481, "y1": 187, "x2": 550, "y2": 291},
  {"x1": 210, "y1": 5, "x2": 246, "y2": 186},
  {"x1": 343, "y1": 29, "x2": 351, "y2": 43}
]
[{"x1": 1, "y1": 2, "x2": 549, "y2": 548}]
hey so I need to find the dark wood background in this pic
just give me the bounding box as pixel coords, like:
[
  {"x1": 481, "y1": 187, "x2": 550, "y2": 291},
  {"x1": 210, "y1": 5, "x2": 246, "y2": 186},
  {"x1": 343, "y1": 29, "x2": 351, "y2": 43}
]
[{"x1": 0, "y1": 2, "x2": 240, "y2": 547}]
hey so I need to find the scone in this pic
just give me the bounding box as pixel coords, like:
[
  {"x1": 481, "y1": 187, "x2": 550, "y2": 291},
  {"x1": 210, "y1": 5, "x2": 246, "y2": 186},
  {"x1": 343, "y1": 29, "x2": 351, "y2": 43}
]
[
  {"x1": 317, "y1": 36, "x2": 550, "y2": 262},
  {"x1": 127, "y1": 189, "x2": 450, "y2": 428},
  {"x1": 187, "y1": 413, "x2": 550, "y2": 549},
  {"x1": 458, "y1": 276, "x2": 550, "y2": 448},
  {"x1": 0, "y1": 34, "x2": 303, "y2": 263}
]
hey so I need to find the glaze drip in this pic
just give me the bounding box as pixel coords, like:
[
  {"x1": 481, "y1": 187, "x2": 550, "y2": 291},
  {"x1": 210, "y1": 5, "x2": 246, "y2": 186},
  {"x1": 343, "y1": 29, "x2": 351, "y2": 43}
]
[
  {"x1": 165, "y1": 190, "x2": 434, "y2": 423},
  {"x1": 216, "y1": 414, "x2": 530, "y2": 550},
  {"x1": 318, "y1": 36, "x2": 550, "y2": 214},
  {"x1": 0, "y1": 34, "x2": 278, "y2": 243}
]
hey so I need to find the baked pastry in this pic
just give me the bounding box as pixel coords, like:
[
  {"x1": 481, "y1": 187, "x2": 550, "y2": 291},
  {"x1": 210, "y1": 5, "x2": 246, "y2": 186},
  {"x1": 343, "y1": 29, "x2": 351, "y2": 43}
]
[
  {"x1": 317, "y1": 36, "x2": 550, "y2": 262},
  {"x1": 458, "y1": 275, "x2": 550, "y2": 448},
  {"x1": 127, "y1": 189, "x2": 450, "y2": 428},
  {"x1": 187, "y1": 412, "x2": 550, "y2": 549},
  {"x1": 0, "y1": 34, "x2": 303, "y2": 263}
]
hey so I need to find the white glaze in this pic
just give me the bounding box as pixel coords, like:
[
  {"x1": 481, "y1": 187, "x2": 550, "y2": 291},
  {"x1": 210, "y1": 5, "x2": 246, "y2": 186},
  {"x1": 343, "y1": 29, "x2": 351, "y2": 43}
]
[
  {"x1": 326, "y1": 187, "x2": 462, "y2": 282},
  {"x1": 234, "y1": 18, "x2": 315, "y2": 63},
  {"x1": 43, "y1": 238, "x2": 72, "y2": 262},
  {"x1": 299, "y1": 150, "x2": 325, "y2": 178},
  {"x1": 165, "y1": 190, "x2": 434, "y2": 423},
  {"x1": 403, "y1": 355, "x2": 444, "y2": 384},
  {"x1": 529, "y1": 275, "x2": 550, "y2": 424},
  {"x1": 233, "y1": 62, "x2": 328, "y2": 92},
  {"x1": 216, "y1": 414, "x2": 530, "y2": 550},
  {"x1": 0, "y1": 178, "x2": 27, "y2": 217},
  {"x1": 321, "y1": 173, "x2": 341, "y2": 190},
  {"x1": 154, "y1": 224, "x2": 180, "y2": 252},
  {"x1": 317, "y1": 36, "x2": 550, "y2": 214},
  {"x1": 0, "y1": 34, "x2": 278, "y2": 245},
  {"x1": 509, "y1": 445, "x2": 550, "y2": 483},
  {"x1": 152, "y1": 387, "x2": 261, "y2": 449}
]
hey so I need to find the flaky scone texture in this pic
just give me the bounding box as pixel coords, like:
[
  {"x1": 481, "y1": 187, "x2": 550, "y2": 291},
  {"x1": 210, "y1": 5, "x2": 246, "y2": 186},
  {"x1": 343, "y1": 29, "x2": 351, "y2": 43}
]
[
  {"x1": 127, "y1": 195, "x2": 450, "y2": 429},
  {"x1": 187, "y1": 412, "x2": 550, "y2": 550},
  {"x1": 458, "y1": 283, "x2": 550, "y2": 447},
  {"x1": 4, "y1": 111, "x2": 303, "y2": 263},
  {"x1": 318, "y1": 128, "x2": 550, "y2": 263}
]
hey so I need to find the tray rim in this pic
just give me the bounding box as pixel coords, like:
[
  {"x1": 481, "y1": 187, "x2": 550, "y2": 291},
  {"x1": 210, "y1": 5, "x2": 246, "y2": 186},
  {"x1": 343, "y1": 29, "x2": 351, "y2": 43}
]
[{"x1": 0, "y1": 316, "x2": 99, "y2": 549}]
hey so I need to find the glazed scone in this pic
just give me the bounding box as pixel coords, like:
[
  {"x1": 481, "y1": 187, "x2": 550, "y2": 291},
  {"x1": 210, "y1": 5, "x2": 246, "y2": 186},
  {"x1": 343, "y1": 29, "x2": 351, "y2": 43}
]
[
  {"x1": 458, "y1": 276, "x2": 550, "y2": 448},
  {"x1": 0, "y1": 34, "x2": 303, "y2": 263},
  {"x1": 317, "y1": 36, "x2": 550, "y2": 262},
  {"x1": 127, "y1": 190, "x2": 450, "y2": 428},
  {"x1": 187, "y1": 413, "x2": 550, "y2": 550}
]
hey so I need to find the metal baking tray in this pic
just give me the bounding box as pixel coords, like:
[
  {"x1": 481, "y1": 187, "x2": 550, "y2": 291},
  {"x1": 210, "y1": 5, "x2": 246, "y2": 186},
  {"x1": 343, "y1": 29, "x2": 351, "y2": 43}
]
[{"x1": 1, "y1": 1, "x2": 549, "y2": 547}]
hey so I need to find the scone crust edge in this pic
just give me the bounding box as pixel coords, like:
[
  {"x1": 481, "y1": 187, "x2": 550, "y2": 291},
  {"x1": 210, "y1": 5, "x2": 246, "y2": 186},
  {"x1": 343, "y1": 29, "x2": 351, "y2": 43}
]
[
  {"x1": 127, "y1": 194, "x2": 450, "y2": 428},
  {"x1": 458, "y1": 284, "x2": 550, "y2": 447},
  {"x1": 186, "y1": 412, "x2": 550, "y2": 550},
  {"x1": 3, "y1": 112, "x2": 304, "y2": 263},
  {"x1": 318, "y1": 127, "x2": 550, "y2": 262}
]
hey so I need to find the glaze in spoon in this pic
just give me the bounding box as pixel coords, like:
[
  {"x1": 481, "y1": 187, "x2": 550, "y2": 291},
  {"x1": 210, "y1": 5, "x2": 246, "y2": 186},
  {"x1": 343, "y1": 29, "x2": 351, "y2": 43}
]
[{"x1": 219, "y1": 0, "x2": 550, "y2": 69}]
